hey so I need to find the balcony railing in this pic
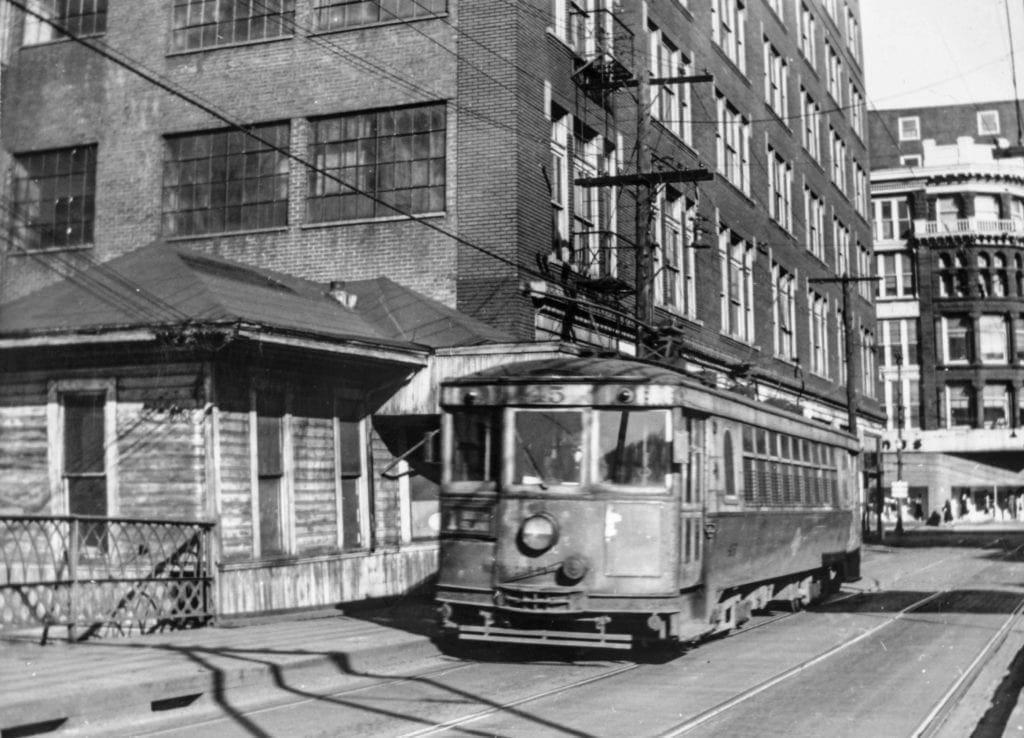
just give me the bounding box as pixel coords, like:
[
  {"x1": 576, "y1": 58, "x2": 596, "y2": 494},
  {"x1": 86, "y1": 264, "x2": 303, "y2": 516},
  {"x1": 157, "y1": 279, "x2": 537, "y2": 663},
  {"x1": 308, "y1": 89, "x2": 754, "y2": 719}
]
[
  {"x1": 0, "y1": 514, "x2": 214, "y2": 640},
  {"x1": 914, "y1": 218, "x2": 1024, "y2": 238}
]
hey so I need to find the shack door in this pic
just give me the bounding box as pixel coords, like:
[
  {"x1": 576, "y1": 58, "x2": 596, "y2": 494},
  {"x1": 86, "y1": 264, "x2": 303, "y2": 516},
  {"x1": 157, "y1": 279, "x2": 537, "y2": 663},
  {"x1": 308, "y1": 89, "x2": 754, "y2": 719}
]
[{"x1": 678, "y1": 413, "x2": 705, "y2": 587}]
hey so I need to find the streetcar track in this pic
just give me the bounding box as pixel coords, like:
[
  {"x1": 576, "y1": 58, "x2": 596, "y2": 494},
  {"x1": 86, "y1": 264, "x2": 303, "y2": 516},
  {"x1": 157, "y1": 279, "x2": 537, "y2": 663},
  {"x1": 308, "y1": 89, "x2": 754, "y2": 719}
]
[
  {"x1": 136, "y1": 659, "x2": 483, "y2": 735},
  {"x1": 912, "y1": 597, "x2": 1024, "y2": 737},
  {"x1": 656, "y1": 590, "x2": 948, "y2": 737},
  {"x1": 658, "y1": 544, "x2": 1024, "y2": 737},
  {"x1": 399, "y1": 661, "x2": 639, "y2": 737}
]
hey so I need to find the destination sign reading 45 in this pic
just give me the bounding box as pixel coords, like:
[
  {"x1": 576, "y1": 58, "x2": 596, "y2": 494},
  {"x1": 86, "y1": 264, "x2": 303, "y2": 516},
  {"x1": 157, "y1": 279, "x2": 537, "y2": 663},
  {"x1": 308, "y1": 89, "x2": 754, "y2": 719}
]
[{"x1": 442, "y1": 384, "x2": 677, "y2": 406}]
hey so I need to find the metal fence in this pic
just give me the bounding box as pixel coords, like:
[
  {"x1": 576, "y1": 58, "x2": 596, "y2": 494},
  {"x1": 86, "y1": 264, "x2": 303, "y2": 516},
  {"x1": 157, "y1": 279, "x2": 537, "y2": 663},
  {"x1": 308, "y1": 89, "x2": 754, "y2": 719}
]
[{"x1": 0, "y1": 515, "x2": 214, "y2": 640}]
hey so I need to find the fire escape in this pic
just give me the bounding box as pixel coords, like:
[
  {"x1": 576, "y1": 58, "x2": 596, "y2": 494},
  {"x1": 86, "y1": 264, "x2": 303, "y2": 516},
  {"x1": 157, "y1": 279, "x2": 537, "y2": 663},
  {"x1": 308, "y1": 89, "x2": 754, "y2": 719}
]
[{"x1": 538, "y1": 3, "x2": 713, "y2": 357}]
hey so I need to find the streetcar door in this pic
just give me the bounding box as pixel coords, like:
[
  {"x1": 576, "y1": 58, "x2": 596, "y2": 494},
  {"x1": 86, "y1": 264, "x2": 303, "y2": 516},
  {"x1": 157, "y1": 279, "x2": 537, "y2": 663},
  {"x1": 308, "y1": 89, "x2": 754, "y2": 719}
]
[{"x1": 678, "y1": 413, "x2": 705, "y2": 587}]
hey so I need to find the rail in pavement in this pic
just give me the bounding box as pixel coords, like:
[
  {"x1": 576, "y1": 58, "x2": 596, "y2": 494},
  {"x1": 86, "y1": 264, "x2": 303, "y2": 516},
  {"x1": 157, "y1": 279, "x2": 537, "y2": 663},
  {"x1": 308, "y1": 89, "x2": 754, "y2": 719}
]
[{"x1": 0, "y1": 598, "x2": 439, "y2": 737}]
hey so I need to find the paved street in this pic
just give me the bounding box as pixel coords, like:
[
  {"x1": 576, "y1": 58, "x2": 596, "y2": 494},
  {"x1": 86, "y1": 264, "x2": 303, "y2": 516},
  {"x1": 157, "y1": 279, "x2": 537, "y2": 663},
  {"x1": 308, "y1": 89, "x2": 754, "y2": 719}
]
[{"x1": 101, "y1": 535, "x2": 1024, "y2": 738}]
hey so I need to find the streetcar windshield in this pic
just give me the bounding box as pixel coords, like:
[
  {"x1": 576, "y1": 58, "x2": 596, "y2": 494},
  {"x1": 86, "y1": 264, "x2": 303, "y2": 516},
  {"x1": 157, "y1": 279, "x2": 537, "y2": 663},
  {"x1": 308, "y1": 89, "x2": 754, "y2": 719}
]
[
  {"x1": 513, "y1": 410, "x2": 584, "y2": 486},
  {"x1": 450, "y1": 409, "x2": 501, "y2": 482},
  {"x1": 595, "y1": 409, "x2": 672, "y2": 488}
]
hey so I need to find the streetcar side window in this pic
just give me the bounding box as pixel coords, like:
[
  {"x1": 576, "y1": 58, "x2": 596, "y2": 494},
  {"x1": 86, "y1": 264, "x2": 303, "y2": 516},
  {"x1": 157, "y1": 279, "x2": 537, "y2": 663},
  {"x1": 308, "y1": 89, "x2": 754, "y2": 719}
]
[
  {"x1": 595, "y1": 409, "x2": 672, "y2": 488},
  {"x1": 450, "y1": 409, "x2": 501, "y2": 482},
  {"x1": 513, "y1": 410, "x2": 584, "y2": 486}
]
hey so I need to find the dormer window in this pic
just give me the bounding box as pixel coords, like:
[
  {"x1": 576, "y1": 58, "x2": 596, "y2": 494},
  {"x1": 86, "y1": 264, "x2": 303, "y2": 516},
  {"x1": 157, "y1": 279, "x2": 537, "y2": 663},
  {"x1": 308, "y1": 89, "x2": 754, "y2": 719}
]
[{"x1": 898, "y1": 116, "x2": 920, "y2": 142}]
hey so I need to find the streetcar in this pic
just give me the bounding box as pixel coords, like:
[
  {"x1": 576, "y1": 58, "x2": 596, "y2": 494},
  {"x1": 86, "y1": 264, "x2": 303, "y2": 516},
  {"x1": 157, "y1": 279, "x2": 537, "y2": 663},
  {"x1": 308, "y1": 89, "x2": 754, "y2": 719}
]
[{"x1": 435, "y1": 356, "x2": 861, "y2": 649}]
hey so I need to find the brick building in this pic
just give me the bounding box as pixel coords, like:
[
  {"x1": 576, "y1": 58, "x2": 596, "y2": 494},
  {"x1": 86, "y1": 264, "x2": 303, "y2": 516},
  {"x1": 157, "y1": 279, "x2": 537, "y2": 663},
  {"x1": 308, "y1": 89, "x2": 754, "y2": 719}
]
[
  {"x1": 869, "y1": 99, "x2": 1024, "y2": 518},
  {"x1": 0, "y1": 0, "x2": 881, "y2": 620}
]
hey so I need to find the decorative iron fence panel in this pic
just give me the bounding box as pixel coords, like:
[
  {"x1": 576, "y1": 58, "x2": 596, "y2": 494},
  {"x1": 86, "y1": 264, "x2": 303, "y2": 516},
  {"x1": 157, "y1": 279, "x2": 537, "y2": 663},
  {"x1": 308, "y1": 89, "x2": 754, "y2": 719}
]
[{"x1": 0, "y1": 515, "x2": 214, "y2": 638}]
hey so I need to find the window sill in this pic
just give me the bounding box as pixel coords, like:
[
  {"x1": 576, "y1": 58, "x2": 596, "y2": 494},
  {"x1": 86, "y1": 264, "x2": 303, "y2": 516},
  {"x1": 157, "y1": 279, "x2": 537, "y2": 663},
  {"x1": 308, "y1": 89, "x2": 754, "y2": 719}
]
[
  {"x1": 650, "y1": 118, "x2": 699, "y2": 157},
  {"x1": 711, "y1": 44, "x2": 751, "y2": 87},
  {"x1": 166, "y1": 34, "x2": 294, "y2": 57},
  {"x1": 715, "y1": 172, "x2": 757, "y2": 208},
  {"x1": 307, "y1": 13, "x2": 449, "y2": 38},
  {"x1": 301, "y1": 211, "x2": 446, "y2": 229},
  {"x1": 20, "y1": 33, "x2": 104, "y2": 50},
  {"x1": 164, "y1": 226, "x2": 289, "y2": 241},
  {"x1": 655, "y1": 307, "x2": 703, "y2": 327},
  {"x1": 764, "y1": 105, "x2": 791, "y2": 133},
  {"x1": 719, "y1": 333, "x2": 759, "y2": 351}
]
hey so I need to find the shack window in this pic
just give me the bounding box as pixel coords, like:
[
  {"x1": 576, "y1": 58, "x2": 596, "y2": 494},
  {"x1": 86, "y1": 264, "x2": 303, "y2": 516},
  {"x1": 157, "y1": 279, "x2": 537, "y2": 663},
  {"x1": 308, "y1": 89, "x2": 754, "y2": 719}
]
[
  {"x1": 63, "y1": 392, "x2": 107, "y2": 549},
  {"x1": 450, "y1": 409, "x2": 501, "y2": 482},
  {"x1": 596, "y1": 409, "x2": 672, "y2": 488},
  {"x1": 513, "y1": 410, "x2": 583, "y2": 486},
  {"x1": 256, "y1": 392, "x2": 286, "y2": 557}
]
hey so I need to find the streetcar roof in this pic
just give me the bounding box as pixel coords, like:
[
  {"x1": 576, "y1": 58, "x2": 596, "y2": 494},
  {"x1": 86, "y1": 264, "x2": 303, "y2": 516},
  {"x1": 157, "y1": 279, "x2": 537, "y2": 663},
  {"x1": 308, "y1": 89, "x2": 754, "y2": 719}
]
[
  {"x1": 443, "y1": 356, "x2": 688, "y2": 385},
  {"x1": 442, "y1": 356, "x2": 859, "y2": 449}
]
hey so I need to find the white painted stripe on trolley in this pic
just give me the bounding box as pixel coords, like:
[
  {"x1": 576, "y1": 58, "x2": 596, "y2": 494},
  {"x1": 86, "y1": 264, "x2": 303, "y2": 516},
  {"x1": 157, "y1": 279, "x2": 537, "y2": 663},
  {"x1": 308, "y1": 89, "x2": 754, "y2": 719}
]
[
  {"x1": 658, "y1": 590, "x2": 947, "y2": 737},
  {"x1": 400, "y1": 661, "x2": 639, "y2": 737},
  {"x1": 911, "y1": 597, "x2": 1024, "y2": 738}
]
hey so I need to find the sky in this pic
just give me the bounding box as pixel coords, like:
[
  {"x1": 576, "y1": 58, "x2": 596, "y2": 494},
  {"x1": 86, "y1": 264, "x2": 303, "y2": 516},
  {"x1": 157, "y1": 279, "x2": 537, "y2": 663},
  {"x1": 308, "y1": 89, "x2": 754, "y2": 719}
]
[{"x1": 862, "y1": 0, "x2": 1024, "y2": 110}]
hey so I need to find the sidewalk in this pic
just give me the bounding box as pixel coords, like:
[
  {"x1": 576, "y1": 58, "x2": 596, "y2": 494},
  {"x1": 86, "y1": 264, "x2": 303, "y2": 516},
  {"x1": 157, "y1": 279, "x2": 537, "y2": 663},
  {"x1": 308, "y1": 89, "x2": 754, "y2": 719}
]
[{"x1": 0, "y1": 597, "x2": 440, "y2": 737}]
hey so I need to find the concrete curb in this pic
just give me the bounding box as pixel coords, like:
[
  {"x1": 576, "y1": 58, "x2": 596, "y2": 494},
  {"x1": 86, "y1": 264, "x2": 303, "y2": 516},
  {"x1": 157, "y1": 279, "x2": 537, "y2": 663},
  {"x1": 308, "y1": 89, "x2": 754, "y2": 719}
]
[{"x1": 1, "y1": 629, "x2": 441, "y2": 737}]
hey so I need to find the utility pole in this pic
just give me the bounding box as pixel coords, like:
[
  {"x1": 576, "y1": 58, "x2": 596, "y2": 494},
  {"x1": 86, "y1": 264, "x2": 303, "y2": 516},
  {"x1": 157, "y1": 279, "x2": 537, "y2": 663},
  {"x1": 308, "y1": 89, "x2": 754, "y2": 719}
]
[
  {"x1": 807, "y1": 275, "x2": 879, "y2": 435},
  {"x1": 894, "y1": 350, "x2": 905, "y2": 534},
  {"x1": 574, "y1": 68, "x2": 712, "y2": 358}
]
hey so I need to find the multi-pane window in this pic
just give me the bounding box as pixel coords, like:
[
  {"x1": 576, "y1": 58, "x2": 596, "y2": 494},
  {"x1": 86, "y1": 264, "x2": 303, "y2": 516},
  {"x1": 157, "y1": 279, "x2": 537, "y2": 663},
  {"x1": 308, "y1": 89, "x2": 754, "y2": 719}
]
[
  {"x1": 849, "y1": 85, "x2": 865, "y2": 138},
  {"x1": 830, "y1": 128, "x2": 847, "y2": 192},
  {"x1": 336, "y1": 413, "x2": 368, "y2": 550},
  {"x1": 163, "y1": 123, "x2": 289, "y2": 237},
  {"x1": 308, "y1": 104, "x2": 446, "y2": 222},
  {"x1": 938, "y1": 253, "x2": 967, "y2": 297},
  {"x1": 798, "y1": 2, "x2": 817, "y2": 67},
  {"x1": 764, "y1": 39, "x2": 788, "y2": 117},
  {"x1": 936, "y1": 195, "x2": 961, "y2": 228},
  {"x1": 63, "y1": 392, "x2": 108, "y2": 530},
  {"x1": 825, "y1": 42, "x2": 843, "y2": 102},
  {"x1": 876, "y1": 251, "x2": 915, "y2": 298},
  {"x1": 768, "y1": 146, "x2": 792, "y2": 231},
  {"x1": 859, "y1": 325, "x2": 877, "y2": 397},
  {"x1": 804, "y1": 186, "x2": 825, "y2": 260},
  {"x1": 314, "y1": 0, "x2": 445, "y2": 32},
  {"x1": 822, "y1": 0, "x2": 838, "y2": 19},
  {"x1": 809, "y1": 290, "x2": 829, "y2": 376},
  {"x1": 834, "y1": 218, "x2": 850, "y2": 275},
  {"x1": 550, "y1": 113, "x2": 570, "y2": 252},
  {"x1": 983, "y1": 384, "x2": 1011, "y2": 428},
  {"x1": 801, "y1": 89, "x2": 821, "y2": 160},
  {"x1": 572, "y1": 132, "x2": 599, "y2": 273},
  {"x1": 941, "y1": 315, "x2": 972, "y2": 364},
  {"x1": 719, "y1": 225, "x2": 754, "y2": 342},
  {"x1": 873, "y1": 197, "x2": 911, "y2": 242},
  {"x1": 171, "y1": 0, "x2": 295, "y2": 52},
  {"x1": 716, "y1": 93, "x2": 750, "y2": 194},
  {"x1": 945, "y1": 384, "x2": 975, "y2": 428},
  {"x1": 901, "y1": 154, "x2": 922, "y2": 167},
  {"x1": 677, "y1": 51, "x2": 694, "y2": 146},
  {"x1": 853, "y1": 163, "x2": 869, "y2": 217},
  {"x1": 977, "y1": 110, "x2": 1001, "y2": 136},
  {"x1": 846, "y1": 8, "x2": 861, "y2": 63},
  {"x1": 975, "y1": 194, "x2": 1001, "y2": 221},
  {"x1": 980, "y1": 315, "x2": 1009, "y2": 363},
  {"x1": 649, "y1": 25, "x2": 681, "y2": 137},
  {"x1": 23, "y1": 0, "x2": 107, "y2": 44},
  {"x1": 12, "y1": 145, "x2": 96, "y2": 250},
  {"x1": 712, "y1": 0, "x2": 746, "y2": 73},
  {"x1": 880, "y1": 318, "x2": 919, "y2": 366},
  {"x1": 772, "y1": 262, "x2": 796, "y2": 360},
  {"x1": 654, "y1": 193, "x2": 695, "y2": 317},
  {"x1": 898, "y1": 116, "x2": 920, "y2": 141},
  {"x1": 836, "y1": 308, "x2": 847, "y2": 386},
  {"x1": 256, "y1": 391, "x2": 286, "y2": 557},
  {"x1": 766, "y1": 0, "x2": 783, "y2": 17},
  {"x1": 857, "y1": 241, "x2": 872, "y2": 298},
  {"x1": 885, "y1": 376, "x2": 920, "y2": 430}
]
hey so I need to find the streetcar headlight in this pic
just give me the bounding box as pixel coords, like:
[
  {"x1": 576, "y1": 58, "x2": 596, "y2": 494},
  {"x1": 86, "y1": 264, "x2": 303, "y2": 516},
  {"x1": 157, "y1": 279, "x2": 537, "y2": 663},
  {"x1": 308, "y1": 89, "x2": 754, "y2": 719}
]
[
  {"x1": 560, "y1": 555, "x2": 588, "y2": 581},
  {"x1": 520, "y1": 514, "x2": 559, "y2": 553}
]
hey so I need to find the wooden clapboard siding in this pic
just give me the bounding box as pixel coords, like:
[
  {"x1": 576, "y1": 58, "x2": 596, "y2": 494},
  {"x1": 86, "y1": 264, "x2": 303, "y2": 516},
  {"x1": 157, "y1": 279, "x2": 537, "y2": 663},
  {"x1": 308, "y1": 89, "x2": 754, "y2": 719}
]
[
  {"x1": 0, "y1": 404, "x2": 49, "y2": 512},
  {"x1": 217, "y1": 546, "x2": 438, "y2": 615},
  {"x1": 116, "y1": 363, "x2": 206, "y2": 520},
  {"x1": 292, "y1": 414, "x2": 338, "y2": 553}
]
